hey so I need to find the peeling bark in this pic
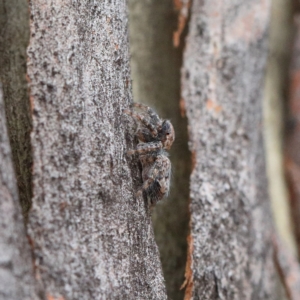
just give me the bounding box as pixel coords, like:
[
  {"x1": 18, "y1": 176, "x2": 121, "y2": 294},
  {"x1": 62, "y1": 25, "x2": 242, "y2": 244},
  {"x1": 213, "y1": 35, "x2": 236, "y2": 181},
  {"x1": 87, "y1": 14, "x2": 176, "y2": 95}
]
[
  {"x1": 0, "y1": 84, "x2": 38, "y2": 300},
  {"x1": 182, "y1": 1, "x2": 279, "y2": 298},
  {"x1": 26, "y1": 1, "x2": 166, "y2": 299},
  {"x1": 173, "y1": 0, "x2": 190, "y2": 48}
]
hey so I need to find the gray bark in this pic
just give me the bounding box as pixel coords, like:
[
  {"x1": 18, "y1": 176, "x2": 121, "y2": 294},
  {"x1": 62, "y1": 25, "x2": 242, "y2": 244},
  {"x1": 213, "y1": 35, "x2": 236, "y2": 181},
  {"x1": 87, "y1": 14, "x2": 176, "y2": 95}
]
[
  {"x1": 0, "y1": 0, "x2": 32, "y2": 216},
  {"x1": 181, "y1": 1, "x2": 278, "y2": 299},
  {"x1": 128, "y1": 1, "x2": 190, "y2": 299},
  {"x1": 26, "y1": 1, "x2": 166, "y2": 299},
  {"x1": 0, "y1": 84, "x2": 38, "y2": 300}
]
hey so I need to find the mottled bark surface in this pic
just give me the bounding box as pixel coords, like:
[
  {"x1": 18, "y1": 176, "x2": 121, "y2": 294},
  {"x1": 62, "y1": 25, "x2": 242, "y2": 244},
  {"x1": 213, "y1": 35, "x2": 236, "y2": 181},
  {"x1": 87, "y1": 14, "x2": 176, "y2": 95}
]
[
  {"x1": 181, "y1": 1, "x2": 278, "y2": 299},
  {"x1": 27, "y1": 1, "x2": 166, "y2": 299},
  {"x1": 0, "y1": 0, "x2": 32, "y2": 216},
  {"x1": 128, "y1": 1, "x2": 190, "y2": 299},
  {"x1": 0, "y1": 85, "x2": 38, "y2": 300}
]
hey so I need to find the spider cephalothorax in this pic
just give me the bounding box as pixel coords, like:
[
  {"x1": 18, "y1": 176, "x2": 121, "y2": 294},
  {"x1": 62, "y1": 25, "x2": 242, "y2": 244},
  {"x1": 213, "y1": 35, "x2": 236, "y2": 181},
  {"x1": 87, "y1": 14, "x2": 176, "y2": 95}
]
[
  {"x1": 124, "y1": 102, "x2": 175, "y2": 206},
  {"x1": 158, "y1": 120, "x2": 175, "y2": 150}
]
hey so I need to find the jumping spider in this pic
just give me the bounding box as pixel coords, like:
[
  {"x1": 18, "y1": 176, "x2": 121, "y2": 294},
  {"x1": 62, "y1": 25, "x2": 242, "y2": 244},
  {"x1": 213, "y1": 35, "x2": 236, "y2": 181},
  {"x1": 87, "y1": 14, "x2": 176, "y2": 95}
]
[{"x1": 124, "y1": 103, "x2": 175, "y2": 206}]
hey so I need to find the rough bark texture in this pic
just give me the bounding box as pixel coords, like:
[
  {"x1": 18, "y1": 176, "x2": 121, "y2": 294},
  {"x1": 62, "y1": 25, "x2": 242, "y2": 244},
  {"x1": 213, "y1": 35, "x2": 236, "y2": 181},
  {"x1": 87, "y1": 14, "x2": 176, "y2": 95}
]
[
  {"x1": 181, "y1": 1, "x2": 278, "y2": 299},
  {"x1": 128, "y1": 1, "x2": 190, "y2": 299},
  {"x1": 0, "y1": 0, "x2": 33, "y2": 216},
  {"x1": 0, "y1": 85, "x2": 38, "y2": 300},
  {"x1": 27, "y1": 1, "x2": 166, "y2": 299},
  {"x1": 264, "y1": 0, "x2": 296, "y2": 255},
  {"x1": 286, "y1": 14, "x2": 300, "y2": 259}
]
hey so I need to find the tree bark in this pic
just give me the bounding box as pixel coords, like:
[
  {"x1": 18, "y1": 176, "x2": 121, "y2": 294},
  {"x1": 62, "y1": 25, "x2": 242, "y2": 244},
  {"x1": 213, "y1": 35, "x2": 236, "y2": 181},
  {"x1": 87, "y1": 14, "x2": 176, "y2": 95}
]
[
  {"x1": 26, "y1": 1, "x2": 166, "y2": 299},
  {"x1": 0, "y1": 84, "x2": 38, "y2": 300},
  {"x1": 128, "y1": 1, "x2": 190, "y2": 299},
  {"x1": 181, "y1": 1, "x2": 279, "y2": 298}
]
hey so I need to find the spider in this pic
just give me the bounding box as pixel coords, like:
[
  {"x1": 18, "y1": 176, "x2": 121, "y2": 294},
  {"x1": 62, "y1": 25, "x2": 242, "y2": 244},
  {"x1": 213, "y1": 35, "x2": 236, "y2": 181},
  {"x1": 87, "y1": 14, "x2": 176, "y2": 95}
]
[{"x1": 124, "y1": 102, "x2": 175, "y2": 206}]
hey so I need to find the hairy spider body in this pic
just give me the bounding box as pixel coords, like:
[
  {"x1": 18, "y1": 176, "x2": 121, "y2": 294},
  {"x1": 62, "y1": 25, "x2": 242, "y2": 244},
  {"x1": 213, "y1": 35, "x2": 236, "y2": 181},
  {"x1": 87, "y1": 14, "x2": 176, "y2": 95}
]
[{"x1": 124, "y1": 103, "x2": 175, "y2": 206}]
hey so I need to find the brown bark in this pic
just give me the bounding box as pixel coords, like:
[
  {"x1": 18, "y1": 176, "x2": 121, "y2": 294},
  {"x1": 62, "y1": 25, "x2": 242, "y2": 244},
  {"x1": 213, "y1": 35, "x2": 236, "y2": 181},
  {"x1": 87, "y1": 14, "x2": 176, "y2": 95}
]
[
  {"x1": 26, "y1": 1, "x2": 166, "y2": 299},
  {"x1": 0, "y1": 84, "x2": 38, "y2": 300},
  {"x1": 128, "y1": 1, "x2": 190, "y2": 299},
  {"x1": 181, "y1": 1, "x2": 279, "y2": 299}
]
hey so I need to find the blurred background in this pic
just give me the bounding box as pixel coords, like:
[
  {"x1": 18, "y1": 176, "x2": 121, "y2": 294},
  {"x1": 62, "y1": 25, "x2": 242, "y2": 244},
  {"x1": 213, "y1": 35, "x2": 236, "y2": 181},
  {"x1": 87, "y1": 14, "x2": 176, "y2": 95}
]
[{"x1": 129, "y1": 1, "x2": 190, "y2": 299}]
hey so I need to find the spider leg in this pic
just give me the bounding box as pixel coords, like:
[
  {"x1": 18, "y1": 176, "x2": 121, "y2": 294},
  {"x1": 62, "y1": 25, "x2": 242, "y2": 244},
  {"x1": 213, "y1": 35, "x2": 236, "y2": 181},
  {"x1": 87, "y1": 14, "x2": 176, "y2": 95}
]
[
  {"x1": 136, "y1": 178, "x2": 153, "y2": 197},
  {"x1": 124, "y1": 109, "x2": 158, "y2": 136},
  {"x1": 133, "y1": 103, "x2": 160, "y2": 124},
  {"x1": 135, "y1": 127, "x2": 153, "y2": 143},
  {"x1": 150, "y1": 155, "x2": 171, "y2": 195},
  {"x1": 137, "y1": 155, "x2": 171, "y2": 205},
  {"x1": 136, "y1": 162, "x2": 158, "y2": 197},
  {"x1": 127, "y1": 141, "x2": 163, "y2": 155}
]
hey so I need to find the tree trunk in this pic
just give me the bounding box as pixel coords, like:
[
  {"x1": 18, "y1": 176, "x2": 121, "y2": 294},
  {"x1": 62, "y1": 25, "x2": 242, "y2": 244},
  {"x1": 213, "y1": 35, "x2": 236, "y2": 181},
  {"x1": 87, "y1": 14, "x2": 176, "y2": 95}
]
[
  {"x1": 181, "y1": 1, "x2": 280, "y2": 298},
  {"x1": 25, "y1": 1, "x2": 166, "y2": 299},
  {"x1": 0, "y1": 85, "x2": 38, "y2": 300}
]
